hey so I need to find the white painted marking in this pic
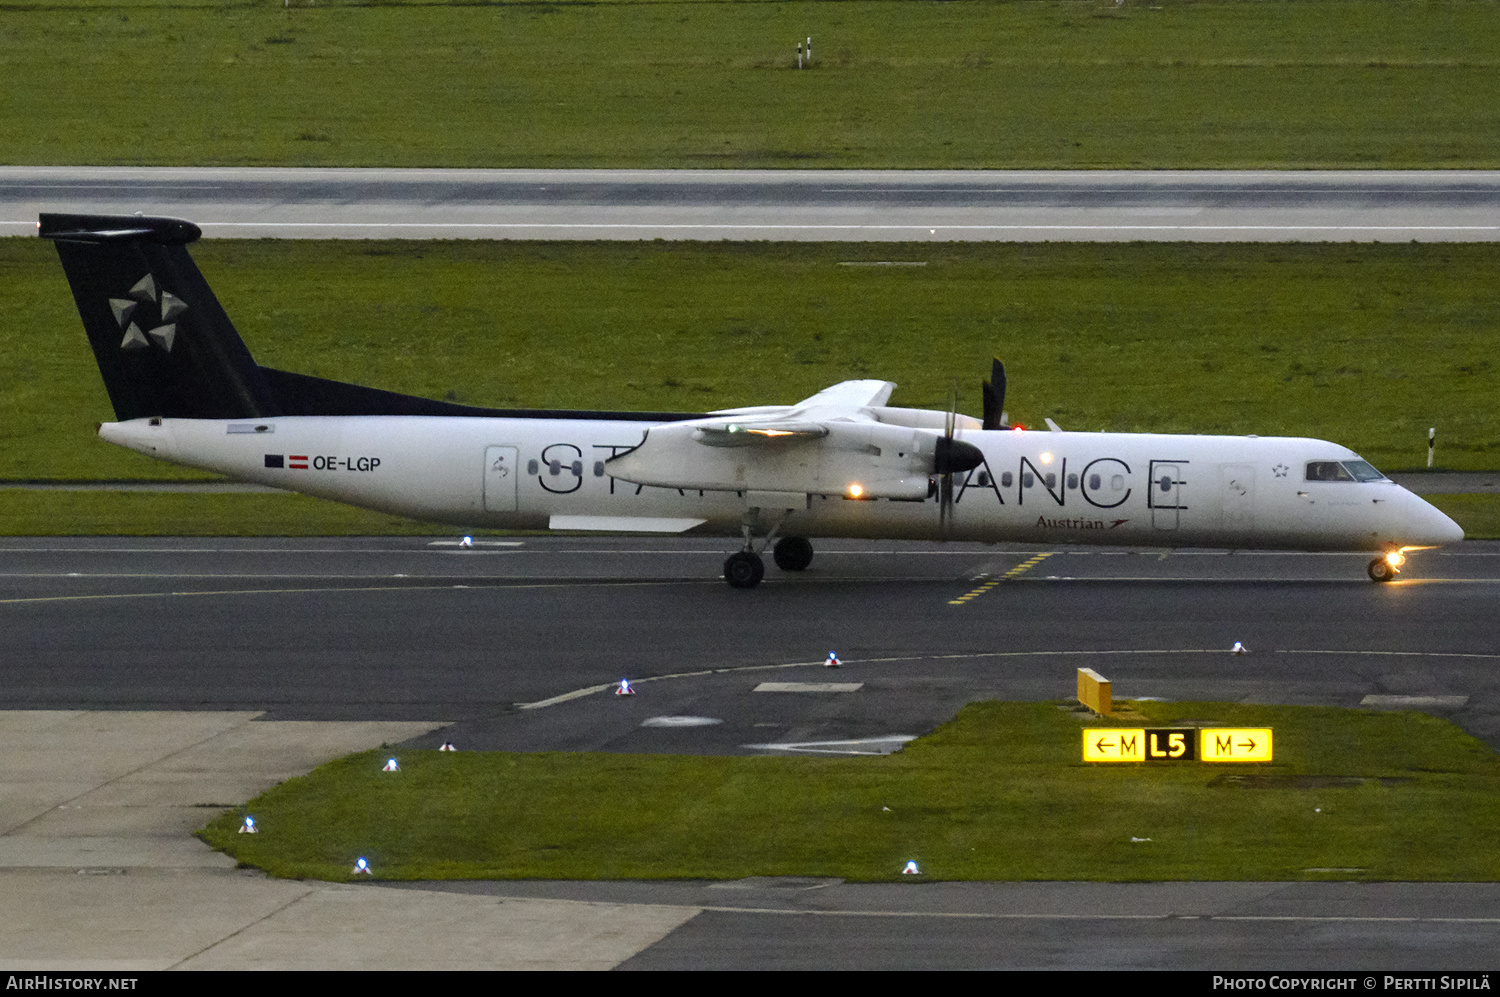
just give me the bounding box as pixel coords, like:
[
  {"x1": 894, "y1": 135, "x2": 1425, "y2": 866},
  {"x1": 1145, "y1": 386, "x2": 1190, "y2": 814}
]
[
  {"x1": 742, "y1": 735, "x2": 915, "y2": 756},
  {"x1": 640, "y1": 716, "x2": 723, "y2": 728},
  {"x1": 427, "y1": 540, "x2": 524, "y2": 547},
  {"x1": 753, "y1": 682, "x2": 864, "y2": 693}
]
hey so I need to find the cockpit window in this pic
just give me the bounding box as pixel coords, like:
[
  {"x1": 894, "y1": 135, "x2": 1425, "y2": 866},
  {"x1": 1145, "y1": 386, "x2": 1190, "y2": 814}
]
[
  {"x1": 1343, "y1": 459, "x2": 1387, "y2": 482},
  {"x1": 1305, "y1": 461, "x2": 1354, "y2": 482},
  {"x1": 1305, "y1": 460, "x2": 1388, "y2": 483}
]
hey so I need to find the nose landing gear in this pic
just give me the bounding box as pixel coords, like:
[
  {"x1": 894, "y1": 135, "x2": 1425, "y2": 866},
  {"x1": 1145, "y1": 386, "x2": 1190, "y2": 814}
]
[{"x1": 1368, "y1": 551, "x2": 1405, "y2": 583}]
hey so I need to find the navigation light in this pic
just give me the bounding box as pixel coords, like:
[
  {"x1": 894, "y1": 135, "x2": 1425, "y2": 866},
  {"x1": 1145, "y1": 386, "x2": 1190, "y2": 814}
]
[
  {"x1": 353, "y1": 857, "x2": 372, "y2": 875},
  {"x1": 902, "y1": 860, "x2": 921, "y2": 875},
  {"x1": 847, "y1": 483, "x2": 864, "y2": 498},
  {"x1": 383, "y1": 758, "x2": 399, "y2": 772},
  {"x1": 239, "y1": 815, "x2": 257, "y2": 834}
]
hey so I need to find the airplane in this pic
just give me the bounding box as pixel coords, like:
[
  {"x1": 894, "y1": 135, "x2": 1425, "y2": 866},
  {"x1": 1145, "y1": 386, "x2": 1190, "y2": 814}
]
[{"x1": 40, "y1": 212, "x2": 1463, "y2": 588}]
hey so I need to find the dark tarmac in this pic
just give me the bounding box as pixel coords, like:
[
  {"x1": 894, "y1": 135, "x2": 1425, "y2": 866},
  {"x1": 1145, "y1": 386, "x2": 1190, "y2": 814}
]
[{"x1": 5, "y1": 535, "x2": 1500, "y2": 969}]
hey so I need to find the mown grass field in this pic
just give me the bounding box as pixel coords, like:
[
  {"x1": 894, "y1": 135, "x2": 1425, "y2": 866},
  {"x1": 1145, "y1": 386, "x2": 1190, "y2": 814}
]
[
  {"x1": 3, "y1": 0, "x2": 1500, "y2": 168},
  {"x1": 200, "y1": 700, "x2": 1500, "y2": 882},
  {"x1": 0, "y1": 490, "x2": 482, "y2": 536},
  {"x1": 5, "y1": 238, "x2": 1497, "y2": 484}
]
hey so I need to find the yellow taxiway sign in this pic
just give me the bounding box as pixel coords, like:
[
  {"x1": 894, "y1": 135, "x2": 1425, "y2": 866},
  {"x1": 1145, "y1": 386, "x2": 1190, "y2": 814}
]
[
  {"x1": 1083, "y1": 727, "x2": 1271, "y2": 763},
  {"x1": 1199, "y1": 727, "x2": 1274, "y2": 762}
]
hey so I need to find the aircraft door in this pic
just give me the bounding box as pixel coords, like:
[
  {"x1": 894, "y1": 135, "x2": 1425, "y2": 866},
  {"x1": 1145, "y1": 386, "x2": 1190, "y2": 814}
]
[
  {"x1": 1219, "y1": 463, "x2": 1256, "y2": 533},
  {"x1": 484, "y1": 446, "x2": 519, "y2": 513},
  {"x1": 1148, "y1": 461, "x2": 1187, "y2": 530}
]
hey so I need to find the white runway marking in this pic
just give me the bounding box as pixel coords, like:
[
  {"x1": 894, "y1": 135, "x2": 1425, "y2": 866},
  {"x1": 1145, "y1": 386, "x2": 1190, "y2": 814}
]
[{"x1": 753, "y1": 682, "x2": 864, "y2": 693}]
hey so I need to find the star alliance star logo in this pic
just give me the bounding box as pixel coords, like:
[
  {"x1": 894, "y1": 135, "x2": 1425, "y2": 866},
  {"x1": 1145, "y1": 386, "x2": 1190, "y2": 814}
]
[
  {"x1": 111, "y1": 274, "x2": 187, "y2": 353},
  {"x1": 1272, "y1": 463, "x2": 1289, "y2": 478}
]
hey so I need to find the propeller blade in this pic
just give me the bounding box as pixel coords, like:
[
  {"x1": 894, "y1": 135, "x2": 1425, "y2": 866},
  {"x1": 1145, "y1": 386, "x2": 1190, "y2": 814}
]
[
  {"x1": 940, "y1": 380, "x2": 967, "y2": 539},
  {"x1": 939, "y1": 472, "x2": 952, "y2": 534},
  {"x1": 982, "y1": 358, "x2": 1007, "y2": 430}
]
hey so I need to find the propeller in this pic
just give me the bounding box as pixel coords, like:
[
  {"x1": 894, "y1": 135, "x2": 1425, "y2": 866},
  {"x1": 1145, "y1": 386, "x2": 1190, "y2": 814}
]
[
  {"x1": 934, "y1": 380, "x2": 984, "y2": 537},
  {"x1": 982, "y1": 358, "x2": 1007, "y2": 430}
]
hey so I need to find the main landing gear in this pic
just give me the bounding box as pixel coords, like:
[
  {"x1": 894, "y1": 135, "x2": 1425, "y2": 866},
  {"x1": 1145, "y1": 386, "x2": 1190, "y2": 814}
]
[
  {"x1": 1368, "y1": 550, "x2": 1405, "y2": 583},
  {"x1": 723, "y1": 533, "x2": 815, "y2": 589}
]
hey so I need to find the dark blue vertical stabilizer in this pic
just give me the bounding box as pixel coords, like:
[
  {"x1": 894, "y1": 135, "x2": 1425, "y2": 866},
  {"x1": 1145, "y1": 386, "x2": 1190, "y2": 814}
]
[{"x1": 41, "y1": 213, "x2": 280, "y2": 421}]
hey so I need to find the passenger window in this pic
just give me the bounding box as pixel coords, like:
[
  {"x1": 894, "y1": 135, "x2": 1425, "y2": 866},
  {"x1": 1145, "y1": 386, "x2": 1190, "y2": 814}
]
[
  {"x1": 1001, "y1": 472, "x2": 1014, "y2": 488},
  {"x1": 1066, "y1": 474, "x2": 1079, "y2": 490},
  {"x1": 976, "y1": 471, "x2": 990, "y2": 487},
  {"x1": 1158, "y1": 475, "x2": 1172, "y2": 492},
  {"x1": 1305, "y1": 461, "x2": 1354, "y2": 482},
  {"x1": 1023, "y1": 473, "x2": 1035, "y2": 488},
  {"x1": 527, "y1": 459, "x2": 539, "y2": 475},
  {"x1": 549, "y1": 460, "x2": 562, "y2": 476},
  {"x1": 1045, "y1": 473, "x2": 1057, "y2": 489},
  {"x1": 1088, "y1": 474, "x2": 1101, "y2": 490},
  {"x1": 593, "y1": 461, "x2": 606, "y2": 477},
  {"x1": 571, "y1": 460, "x2": 583, "y2": 476},
  {"x1": 1111, "y1": 475, "x2": 1124, "y2": 491}
]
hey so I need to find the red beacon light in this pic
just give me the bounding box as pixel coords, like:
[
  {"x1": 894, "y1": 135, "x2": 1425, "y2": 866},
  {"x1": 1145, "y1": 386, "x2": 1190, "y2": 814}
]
[{"x1": 1011, "y1": 423, "x2": 1027, "y2": 432}]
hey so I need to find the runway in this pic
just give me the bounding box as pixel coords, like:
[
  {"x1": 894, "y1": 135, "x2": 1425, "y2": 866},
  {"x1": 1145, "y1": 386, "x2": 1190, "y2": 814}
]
[
  {"x1": 5, "y1": 167, "x2": 1500, "y2": 241},
  {"x1": 5, "y1": 536, "x2": 1500, "y2": 968}
]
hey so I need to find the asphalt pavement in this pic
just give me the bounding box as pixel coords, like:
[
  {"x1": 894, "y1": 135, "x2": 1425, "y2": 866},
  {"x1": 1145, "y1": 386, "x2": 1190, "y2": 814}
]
[
  {"x1": 5, "y1": 536, "x2": 1500, "y2": 969},
  {"x1": 5, "y1": 167, "x2": 1500, "y2": 241}
]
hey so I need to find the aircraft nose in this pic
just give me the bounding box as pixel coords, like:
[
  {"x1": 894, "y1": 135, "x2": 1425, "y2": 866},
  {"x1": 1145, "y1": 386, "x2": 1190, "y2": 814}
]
[{"x1": 1403, "y1": 491, "x2": 1465, "y2": 546}]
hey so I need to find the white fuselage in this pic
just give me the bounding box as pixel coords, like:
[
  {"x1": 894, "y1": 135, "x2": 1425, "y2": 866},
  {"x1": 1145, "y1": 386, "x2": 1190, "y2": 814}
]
[{"x1": 98, "y1": 415, "x2": 1463, "y2": 551}]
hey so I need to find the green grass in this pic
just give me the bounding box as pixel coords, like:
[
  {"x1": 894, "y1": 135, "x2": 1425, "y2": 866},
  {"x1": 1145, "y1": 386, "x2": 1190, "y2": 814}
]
[
  {"x1": 199, "y1": 700, "x2": 1500, "y2": 882},
  {"x1": 4, "y1": 0, "x2": 1500, "y2": 168},
  {"x1": 0, "y1": 489, "x2": 504, "y2": 536},
  {"x1": 1428, "y1": 494, "x2": 1500, "y2": 541},
  {"x1": 5, "y1": 238, "x2": 1499, "y2": 486}
]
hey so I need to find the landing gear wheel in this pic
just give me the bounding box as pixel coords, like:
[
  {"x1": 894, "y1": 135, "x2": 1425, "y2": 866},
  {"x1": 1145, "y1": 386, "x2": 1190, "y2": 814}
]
[
  {"x1": 1368, "y1": 557, "x2": 1398, "y2": 583},
  {"x1": 724, "y1": 550, "x2": 766, "y2": 589},
  {"x1": 772, "y1": 537, "x2": 814, "y2": 572}
]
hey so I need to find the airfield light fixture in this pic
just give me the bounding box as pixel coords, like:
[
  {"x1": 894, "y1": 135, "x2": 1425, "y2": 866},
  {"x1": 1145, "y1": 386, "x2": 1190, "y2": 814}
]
[{"x1": 847, "y1": 483, "x2": 864, "y2": 498}]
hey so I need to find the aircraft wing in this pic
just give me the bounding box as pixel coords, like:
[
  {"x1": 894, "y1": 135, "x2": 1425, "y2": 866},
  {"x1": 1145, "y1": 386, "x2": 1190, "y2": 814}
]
[{"x1": 792, "y1": 379, "x2": 897, "y2": 410}]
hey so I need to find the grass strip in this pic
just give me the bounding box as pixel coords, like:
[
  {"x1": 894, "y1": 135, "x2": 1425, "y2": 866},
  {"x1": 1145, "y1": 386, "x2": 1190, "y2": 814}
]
[
  {"x1": 200, "y1": 700, "x2": 1500, "y2": 882},
  {"x1": 0, "y1": 489, "x2": 487, "y2": 536},
  {"x1": 6, "y1": 239, "x2": 1500, "y2": 486},
  {"x1": 4, "y1": 1, "x2": 1500, "y2": 168},
  {"x1": 1426, "y1": 495, "x2": 1500, "y2": 542}
]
